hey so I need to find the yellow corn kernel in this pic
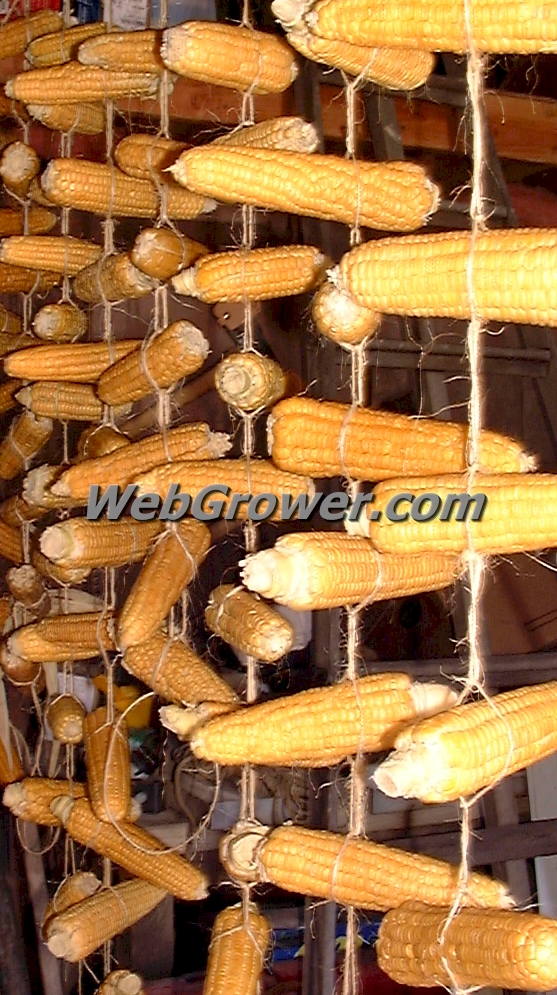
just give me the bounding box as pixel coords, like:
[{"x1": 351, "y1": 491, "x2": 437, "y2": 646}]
[
  {"x1": 0, "y1": 409, "x2": 53, "y2": 480},
  {"x1": 0, "y1": 729, "x2": 24, "y2": 786},
  {"x1": 46, "y1": 694, "x2": 86, "y2": 745},
  {"x1": 171, "y1": 147, "x2": 439, "y2": 231},
  {"x1": 161, "y1": 22, "x2": 298, "y2": 93},
  {"x1": 0, "y1": 262, "x2": 59, "y2": 293},
  {"x1": 8, "y1": 611, "x2": 115, "y2": 663},
  {"x1": 0, "y1": 331, "x2": 43, "y2": 358},
  {"x1": 123, "y1": 633, "x2": 239, "y2": 708},
  {"x1": 6, "y1": 63, "x2": 160, "y2": 103},
  {"x1": 76, "y1": 424, "x2": 130, "y2": 461},
  {"x1": 3, "y1": 777, "x2": 86, "y2": 826},
  {"x1": 114, "y1": 133, "x2": 185, "y2": 180},
  {"x1": 312, "y1": 280, "x2": 381, "y2": 346},
  {"x1": 0, "y1": 11, "x2": 62, "y2": 60},
  {"x1": 131, "y1": 227, "x2": 207, "y2": 281},
  {"x1": 205, "y1": 585, "x2": 294, "y2": 663},
  {"x1": 23, "y1": 464, "x2": 81, "y2": 511},
  {"x1": 42, "y1": 872, "x2": 101, "y2": 929},
  {"x1": 173, "y1": 245, "x2": 329, "y2": 303},
  {"x1": 27, "y1": 102, "x2": 105, "y2": 135},
  {"x1": 0, "y1": 141, "x2": 40, "y2": 198},
  {"x1": 32, "y1": 549, "x2": 90, "y2": 586},
  {"x1": 27, "y1": 22, "x2": 107, "y2": 67},
  {"x1": 73, "y1": 252, "x2": 157, "y2": 304},
  {"x1": 78, "y1": 29, "x2": 164, "y2": 73},
  {"x1": 0, "y1": 378, "x2": 22, "y2": 415},
  {"x1": 0, "y1": 494, "x2": 43, "y2": 529},
  {"x1": 0, "y1": 205, "x2": 56, "y2": 236},
  {"x1": 40, "y1": 519, "x2": 163, "y2": 570},
  {"x1": 4, "y1": 340, "x2": 141, "y2": 383},
  {"x1": 216, "y1": 352, "x2": 287, "y2": 411},
  {"x1": 212, "y1": 116, "x2": 319, "y2": 152},
  {"x1": 0, "y1": 235, "x2": 101, "y2": 275},
  {"x1": 204, "y1": 903, "x2": 271, "y2": 995},
  {"x1": 83, "y1": 706, "x2": 131, "y2": 823},
  {"x1": 16, "y1": 382, "x2": 123, "y2": 423},
  {"x1": 33, "y1": 303, "x2": 88, "y2": 343}
]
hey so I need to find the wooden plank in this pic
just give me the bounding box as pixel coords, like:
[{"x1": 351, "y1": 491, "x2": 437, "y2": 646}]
[
  {"x1": 385, "y1": 817, "x2": 557, "y2": 866},
  {"x1": 21, "y1": 824, "x2": 63, "y2": 995}
]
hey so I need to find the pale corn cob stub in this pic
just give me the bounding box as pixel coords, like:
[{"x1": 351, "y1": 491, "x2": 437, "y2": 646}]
[
  {"x1": 219, "y1": 822, "x2": 512, "y2": 909},
  {"x1": 350, "y1": 472, "x2": 557, "y2": 555},
  {"x1": 0, "y1": 141, "x2": 40, "y2": 198},
  {"x1": 8, "y1": 611, "x2": 115, "y2": 663},
  {"x1": 96, "y1": 971, "x2": 144, "y2": 995},
  {"x1": 336, "y1": 228, "x2": 557, "y2": 326},
  {"x1": 5, "y1": 64, "x2": 160, "y2": 104},
  {"x1": 118, "y1": 520, "x2": 211, "y2": 650},
  {"x1": 6, "y1": 564, "x2": 50, "y2": 615},
  {"x1": 133, "y1": 459, "x2": 315, "y2": 522},
  {"x1": 160, "y1": 700, "x2": 239, "y2": 740},
  {"x1": 212, "y1": 116, "x2": 319, "y2": 153},
  {"x1": 97, "y1": 321, "x2": 209, "y2": 406},
  {"x1": 73, "y1": 252, "x2": 158, "y2": 304},
  {"x1": 46, "y1": 694, "x2": 86, "y2": 744},
  {"x1": 0, "y1": 11, "x2": 62, "y2": 60},
  {"x1": 376, "y1": 903, "x2": 557, "y2": 991},
  {"x1": 312, "y1": 280, "x2": 381, "y2": 346},
  {"x1": 268, "y1": 396, "x2": 535, "y2": 479},
  {"x1": 205, "y1": 585, "x2": 294, "y2": 662},
  {"x1": 26, "y1": 21, "x2": 107, "y2": 67},
  {"x1": 0, "y1": 235, "x2": 102, "y2": 275},
  {"x1": 83, "y1": 705, "x2": 131, "y2": 823},
  {"x1": 33, "y1": 304, "x2": 87, "y2": 344},
  {"x1": 204, "y1": 903, "x2": 271, "y2": 995},
  {"x1": 374, "y1": 680, "x2": 557, "y2": 803},
  {"x1": 122, "y1": 633, "x2": 239, "y2": 708},
  {"x1": 52, "y1": 795, "x2": 209, "y2": 901},
  {"x1": 45, "y1": 877, "x2": 168, "y2": 962},
  {"x1": 307, "y1": 0, "x2": 557, "y2": 54},
  {"x1": 191, "y1": 672, "x2": 457, "y2": 765},
  {"x1": 131, "y1": 227, "x2": 207, "y2": 281},
  {"x1": 78, "y1": 29, "x2": 164, "y2": 74},
  {"x1": 173, "y1": 246, "x2": 329, "y2": 303},
  {"x1": 241, "y1": 534, "x2": 461, "y2": 609},
  {"x1": 0, "y1": 410, "x2": 53, "y2": 480},
  {"x1": 42, "y1": 872, "x2": 101, "y2": 930},
  {"x1": 114, "y1": 133, "x2": 185, "y2": 181},
  {"x1": 4, "y1": 340, "x2": 141, "y2": 383},
  {"x1": 40, "y1": 519, "x2": 163, "y2": 570},
  {"x1": 27, "y1": 102, "x2": 106, "y2": 135},
  {"x1": 23, "y1": 464, "x2": 81, "y2": 511},
  {"x1": 42, "y1": 159, "x2": 213, "y2": 220},
  {"x1": 215, "y1": 353, "x2": 287, "y2": 411},
  {"x1": 171, "y1": 147, "x2": 439, "y2": 231},
  {"x1": 161, "y1": 22, "x2": 298, "y2": 94},
  {"x1": 3, "y1": 777, "x2": 86, "y2": 826},
  {"x1": 1, "y1": 643, "x2": 42, "y2": 686},
  {"x1": 52, "y1": 423, "x2": 230, "y2": 500}
]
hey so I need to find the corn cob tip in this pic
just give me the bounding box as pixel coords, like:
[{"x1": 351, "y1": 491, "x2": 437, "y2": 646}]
[
  {"x1": 240, "y1": 550, "x2": 284, "y2": 599},
  {"x1": 101, "y1": 972, "x2": 144, "y2": 995},
  {"x1": 410, "y1": 681, "x2": 458, "y2": 717},
  {"x1": 49, "y1": 794, "x2": 73, "y2": 823},
  {"x1": 3, "y1": 781, "x2": 24, "y2": 809},
  {"x1": 373, "y1": 748, "x2": 430, "y2": 800},
  {"x1": 202, "y1": 431, "x2": 232, "y2": 459},
  {"x1": 39, "y1": 523, "x2": 72, "y2": 562},
  {"x1": 219, "y1": 820, "x2": 271, "y2": 883},
  {"x1": 160, "y1": 701, "x2": 238, "y2": 739},
  {"x1": 271, "y1": 0, "x2": 310, "y2": 29}
]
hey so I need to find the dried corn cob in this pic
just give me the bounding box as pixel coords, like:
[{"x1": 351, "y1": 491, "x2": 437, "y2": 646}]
[
  {"x1": 8, "y1": 611, "x2": 115, "y2": 663},
  {"x1": 0, "y1": 305, "x2": 21, "y2": 335},
  {"x1": 374, "y1": 680, "x2": 557, "y2": 803},
  {"x1": 6, "y1": 564, "x2": 50, "y2": 617},
  {"x1": 308, "y1": 0, "x2": 557, "y2": 54},
  {"x1": 96, "y1": 971, "x2": 144, "y2": 995},
  {"x1": 83, "y1": 706, "x2": 130, "y2": 823},
  {"x1": 312, "y1": 281, "x2": 381, "y2": 346},
  {"x1": 53, "y1": 423, "x2": 229, "y2": 500},
  {"x1": 269, "y1": 397, "x2": 534, "y2": 479},
  {"x1": 23, "y1": 465, "x2": 80, "y2": 511},
  {"x1": 3, "y1": 777, "x2": 86, "y2": 826},
  {"x1": 242, "y1": 534, "x2": 461, "y2": 609},
  {"x1": 42, "y1": 159, "x2": 213, "y2": 220},
  {"x1": 285, "y1": 26, "x2": 434, "y2": 88},
  {"x1": 213, "y1": 116, "x2": 319, "y2": 152},
  {"x1": 6, "y1": 64, "x2": 160, "y2": 104},
  {"x1": 0, "y1": 262, "x2": 59, "y2": 293},
  {"x1": 0, "y1": 410, "x2": 53, "y2": 480},
  {"x1": 76, "y1": 424, "x2": 130, "y2": 461},
  {"x1": 134, "y1": 459, "x2": 315, "y2": 522},
  {"x1": 216, "y1": 353, "x2": 287, "y2": 411},
  {"x1": 0, "y1": 596, "x2": 11, "y2": 633},
  {"x1": 97, "y1": 321, "x2": 209, "y2": 405},
  {"x1": 114, "y1": 133, "x2": 185, "y2": 180},
  {"x1": 0, "y1": 205, "x2": 56, "y2": 236},
  {"x1": 171, "y1": 147, "x2": 439, "y2": 231},
  {"x1": 33, "y1": 304, "x2": 87, "y2": 344},
  {"x1": 0, "y1": 236, "x2": 101, "y2": 275},
  {"x1": 161, "y1": 22, "x2": 297, "y2": 93},
  {"x1": 205, "y1": 585, "x2": 294, "y2": 663},
  {"x1": 352, "y1": 472, "x2": 557, "y2": 554},
  {"x1": 4, "y1": 340, "x2": 141, "y2": 383},
  {"x1": 377, "y1": 903, "x2": 557, "y2": 991},
  {"x1": 73, "y1": 252, "x2": 158, "y2": 304},
  {"x1": 337, "y1": 228, "x2": 557, "y2": 326},
  {"x1": 0, "y1": 331, "x2": 43, "y2": 358},
  {"x1": 45, "y1": 877, "x2": 168, "y2": 962},
  {"x1": 0, "y1": 11, "x2": 62, "y2": 60},
  {"x1": 118, "y1": 521, "x2": 211, "y2": 650},
  {"x1": 0, "y1": 730, "x2": 24, "y2": 786},
  {"x1": 123, "y1": 633, "x2": 239, "y2": 708},
  {"x1": 160, "y1": 700, "x2": 237, "y2": 740},
  {"x1": 204, "y1": 903, "x2": 271, "y2": 995},
  {"x1": 131, "y1": 227, "x2": 207, "y2": 281},
  {"x1": 78, "y1": 29, "x2": 164, "y2": 73},
  {"x1": 27, "y1": 22, "x2": 106, "y2": 67},
  {"x1": 0, "y1": 141, "x2": 40, "y2": 199},
  {"x1": 53, "y1": 795, "x2": 208, "y2": 900},
  {"x1": 1, "y1": 644, "x2": 42, "y2": 686},
  {"x1": 17, "y1": 382, "x2": 124, "y2": 423},
  {"x1": 174, "y1": 245, "x2": 328, "y2": 303},
  {"x1": 27, "y1": 102, "x2": 105, "y2": 135},
  {"x1": 40, "y1": 519, "x2": 163, "y2": 570},
  {"x1": 32, "y1": 549, "x2": 90, "y2": 586},
  {"x1": 192, "y1": 672, "x2": 457, "y2": 765},
  {"x1": 0, "y1": 494, "x2": 43, "y2": 528},
  {"x1": 0, "y1": 377, "x2": 22, "y2": 415},
  {"x1": 46, "y1": 695, "x2": 86, "y2": 745},
  {"x1": 219, "y1": 822, "x2": 511, "y2": 909},
  {"x1": 42, "y1": 872, "x2": 101, "y2": 929}
]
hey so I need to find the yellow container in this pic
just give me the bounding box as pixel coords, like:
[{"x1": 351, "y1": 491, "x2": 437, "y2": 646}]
[{"x1": 91, "y1": 676, "x2": 152, "y2": 728}]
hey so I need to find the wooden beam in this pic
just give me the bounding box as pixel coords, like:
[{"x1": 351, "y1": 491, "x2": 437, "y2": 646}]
[{"x1": 385, "y1": 817, "x2": 557, "y2": 867}]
